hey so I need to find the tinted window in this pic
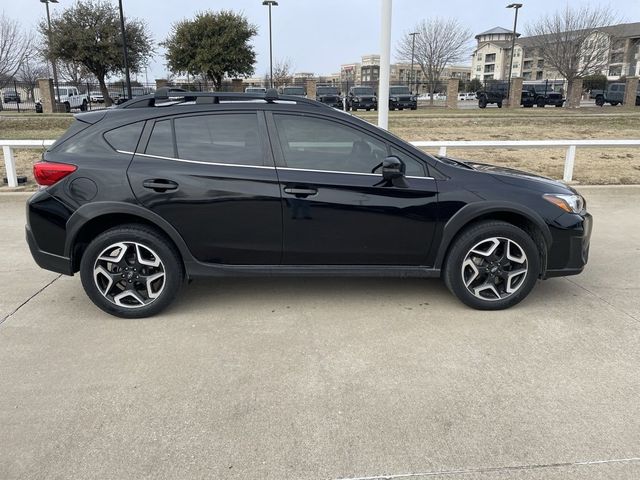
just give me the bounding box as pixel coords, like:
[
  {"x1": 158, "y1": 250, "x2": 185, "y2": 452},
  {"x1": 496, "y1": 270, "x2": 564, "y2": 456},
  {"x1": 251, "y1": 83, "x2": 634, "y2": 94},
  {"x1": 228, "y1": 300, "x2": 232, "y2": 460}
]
[
  {"x1": 390, "y1": 147, "x2": 426, "y2": 177},
  {"x1": 353, "y1": 87, "x2": 374, "y2": 95},
  {"x1": 104, "y1": 122, "x2": 144, "y2": 152},
  {"x1": 146, "y1": 120, "x2": 174, "y2": 158},
  {"x1": 274, "y1": 114, "x2": 387, "y2": 174},
  {"x1": 174, "y1": 113, "x2": 263, "y2": 166}
]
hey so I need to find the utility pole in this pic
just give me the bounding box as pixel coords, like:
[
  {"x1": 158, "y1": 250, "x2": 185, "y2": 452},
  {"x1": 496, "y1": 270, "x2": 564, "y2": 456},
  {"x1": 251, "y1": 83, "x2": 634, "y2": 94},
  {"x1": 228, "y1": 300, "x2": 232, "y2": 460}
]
[
  {"x1": 118, "y1": 0, "x2": 133, "y2": 100},
  {"x1": 506, "y1": 3, "x2": 523, "y2": 107},
  {"x1": 409, "y1": 32, "x2": 418, "y2": 93},
  {"x1": 262, "y1": 1, "x2": 278, "y2": 89},
  {"x1": 41, "y1": 0, "x2": 61, "y2": 103}
]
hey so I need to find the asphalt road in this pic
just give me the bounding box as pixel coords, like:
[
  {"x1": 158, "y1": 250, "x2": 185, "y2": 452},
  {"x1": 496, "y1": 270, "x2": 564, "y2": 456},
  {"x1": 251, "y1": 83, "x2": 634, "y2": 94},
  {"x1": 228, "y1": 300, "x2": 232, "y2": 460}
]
[{"x1": 1, "y1": 187, "x2": 639, "y2": 480}]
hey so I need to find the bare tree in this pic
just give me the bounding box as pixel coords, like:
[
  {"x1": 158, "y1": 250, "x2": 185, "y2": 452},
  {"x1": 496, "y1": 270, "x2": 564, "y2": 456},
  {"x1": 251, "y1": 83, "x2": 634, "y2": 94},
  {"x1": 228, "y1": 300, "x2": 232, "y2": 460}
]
[
  {"x1": 57, "y1": 60, "x2": 95, "y2": 88},
  {"x1": 17, "y1": 54, "x2": 48, "y2": 101},
  {"x1": 0, "y1": 13, "x2": 32, "y2": 102},
  {"x1": 397, "y1": 18, "x2": 472, "y2": 105},
  {"x1": 272, "y1": 58, "x2": 293, "y2": 88},
  {"x1": 526, "y1": 5, "x2": 617, "y2": 107}
]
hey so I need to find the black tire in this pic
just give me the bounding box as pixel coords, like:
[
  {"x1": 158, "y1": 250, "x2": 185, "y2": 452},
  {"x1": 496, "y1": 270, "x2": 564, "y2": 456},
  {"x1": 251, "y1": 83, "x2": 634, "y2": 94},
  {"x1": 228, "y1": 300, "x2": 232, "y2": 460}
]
[
  {"x1": 352, "y1": 107, "x2": 357, "y2": 111},
  {"x1": 80, "y1": 100, "x2": 87, "y2": 111},
  {"x1": 64, "y1": 102, "x2": 71, "y2": 113},
  {"x1": 366, "y1": 108, "x2": 370, "y2": 111},
  {"x1": 411, "y1": 106, "x2": 417, "y2": 110},
  {"x1": 555, "y1": 104, "x2": 562, "y2": 107},
  {"x1": 537, "y1": 99, "x2": 546, "y2": 108},
  {"x1": 595, "y1": 96, "x2": 605, "y2": 107},
  {"x1": 497, "y1": 102, "x2": 502, "y2": 108},
  {"x1": 80, "y1": 224, "x2": 184, "y2": 318},
  {"x1": 346, "y1": 105, "x2": 351, "y2": 111},
  {"x1": 478, "y1": 98, "x2": 487, "y2": 109},
  {"x1": 443, "y1": 221, "x2": 541, "y2": 310},
  {"x1": 611, "y1": 102, "x2": 619, "y2": 106}
]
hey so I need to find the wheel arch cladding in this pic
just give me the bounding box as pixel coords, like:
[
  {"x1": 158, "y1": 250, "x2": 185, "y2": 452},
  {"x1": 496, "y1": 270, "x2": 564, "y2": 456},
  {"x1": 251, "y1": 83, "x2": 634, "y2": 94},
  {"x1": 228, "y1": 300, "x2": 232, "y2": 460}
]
[
  {"x1": 435, "y1": 202, "x2": 551, "y2": 274},
  {"x1": 65, "y1": 202, "x2": 191, "y2": 273}
]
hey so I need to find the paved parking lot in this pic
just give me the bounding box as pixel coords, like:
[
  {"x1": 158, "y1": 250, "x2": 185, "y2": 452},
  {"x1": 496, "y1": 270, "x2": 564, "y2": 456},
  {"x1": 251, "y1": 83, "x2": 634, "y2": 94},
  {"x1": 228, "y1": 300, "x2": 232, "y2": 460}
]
[{"x1": 1, "y1": 187, "x2": 639, "y2": 480}]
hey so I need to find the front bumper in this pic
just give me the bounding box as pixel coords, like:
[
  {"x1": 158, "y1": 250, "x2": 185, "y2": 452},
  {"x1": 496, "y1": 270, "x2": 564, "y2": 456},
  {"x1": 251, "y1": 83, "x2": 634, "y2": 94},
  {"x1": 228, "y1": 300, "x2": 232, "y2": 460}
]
[
  {"x1": 544, "y1": 212, "x2": 592, "y2": 278},
  {"x1": 351, "y1": 101, "x2": 377, "y2": 109},
  {"x1": 390, "y1": 100, "x2": 417, "y2": 109}
]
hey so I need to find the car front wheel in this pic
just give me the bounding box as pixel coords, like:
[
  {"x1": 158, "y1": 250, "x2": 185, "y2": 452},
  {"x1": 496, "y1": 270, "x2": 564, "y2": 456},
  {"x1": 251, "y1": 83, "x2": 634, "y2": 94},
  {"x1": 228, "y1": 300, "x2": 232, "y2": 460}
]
[
  {"x1": 80, "y1": 224, "x2": 184, "y2": 318},
  {"x1": 444, "y1": 221, "x2": 540, "y2": 310}
]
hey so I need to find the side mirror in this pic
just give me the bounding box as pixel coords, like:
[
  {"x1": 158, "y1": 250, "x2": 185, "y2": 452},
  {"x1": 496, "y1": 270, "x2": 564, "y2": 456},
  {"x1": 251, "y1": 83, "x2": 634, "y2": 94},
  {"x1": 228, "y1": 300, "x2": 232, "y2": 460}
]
[{"x1": 382, "y1": 155, "x2": 405, "y2": 181}]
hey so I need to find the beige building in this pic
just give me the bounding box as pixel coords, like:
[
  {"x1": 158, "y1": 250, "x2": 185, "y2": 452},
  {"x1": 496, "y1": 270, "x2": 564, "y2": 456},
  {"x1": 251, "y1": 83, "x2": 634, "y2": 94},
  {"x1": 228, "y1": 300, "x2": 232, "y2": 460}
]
[
  {"x1": 340, "y1": 54, "x2": 471, "y2": 91},
  {"x1": 471, "y1": 22, "x2": 640, "y2": 82}
]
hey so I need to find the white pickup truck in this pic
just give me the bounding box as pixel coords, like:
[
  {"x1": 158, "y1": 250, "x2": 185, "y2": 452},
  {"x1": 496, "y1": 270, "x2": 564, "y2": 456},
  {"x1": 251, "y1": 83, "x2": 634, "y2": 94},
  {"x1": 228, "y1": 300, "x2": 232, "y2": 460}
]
[
  {"x1": 36, "y1": 86, "x2": 89, "y2": 113},
  {"x1": 56, "y1": 86, "x2": 89, "y2": 112}
]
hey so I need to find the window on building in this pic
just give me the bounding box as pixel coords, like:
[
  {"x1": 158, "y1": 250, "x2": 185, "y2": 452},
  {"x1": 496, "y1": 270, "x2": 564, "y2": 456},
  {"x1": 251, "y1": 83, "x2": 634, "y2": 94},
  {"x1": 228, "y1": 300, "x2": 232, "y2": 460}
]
[
  {"x1": 485, "y1": 54, "x2": 496, "y2": 63},
  {"x1": 536, "y1": 71, "x2": 543, "y2": 80}
]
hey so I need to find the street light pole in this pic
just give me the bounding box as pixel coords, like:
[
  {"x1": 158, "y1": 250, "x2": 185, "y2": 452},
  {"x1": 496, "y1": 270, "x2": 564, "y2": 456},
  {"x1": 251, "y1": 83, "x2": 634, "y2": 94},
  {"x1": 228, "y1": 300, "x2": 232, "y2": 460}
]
[
  {"x1": 41, "y1": 0, "x2": 60, "y2": 103},
  {"x1": 378, "y1": 0, "x2": 392, "y2": 130},
  {"x1": 506, "y1": 3, "x2": 523, "y2": 107},
  {"x1": 118, "y1": 0, "x2": 133, "y2": 100},
  {"x1": 262, "y1": 1, "x2": 278, "y2": 89},
  {"x1": 409, "y1": 31, "x2": 418, "y2": 93}
]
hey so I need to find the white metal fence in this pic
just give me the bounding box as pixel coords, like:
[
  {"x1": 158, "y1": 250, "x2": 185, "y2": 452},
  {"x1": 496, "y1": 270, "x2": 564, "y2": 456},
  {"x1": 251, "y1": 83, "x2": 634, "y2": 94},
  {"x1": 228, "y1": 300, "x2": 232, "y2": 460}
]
[{"x1": 2, "y1": 139, "x2": 640, "y2": 187}]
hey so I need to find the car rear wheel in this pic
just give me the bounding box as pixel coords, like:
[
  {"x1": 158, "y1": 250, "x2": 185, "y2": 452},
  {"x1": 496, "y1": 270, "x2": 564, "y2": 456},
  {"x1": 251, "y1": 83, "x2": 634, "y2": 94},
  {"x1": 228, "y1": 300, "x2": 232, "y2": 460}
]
[
  {"x1": 444, "y1": 221, "x2": 540, "y2": 310},
  {"x1": 80, "y1": 224, "x2": 184, "y2": 318}
]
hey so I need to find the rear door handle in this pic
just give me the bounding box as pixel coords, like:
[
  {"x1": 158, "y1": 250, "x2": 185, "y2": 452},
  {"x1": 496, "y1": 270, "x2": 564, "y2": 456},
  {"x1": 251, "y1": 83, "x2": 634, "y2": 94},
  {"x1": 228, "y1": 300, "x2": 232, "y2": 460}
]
[
  {"x1": 283, "y1": 187, "x2": 318, "y2": 197},
  {"x1": 143, "y1": 179, "x2": 178, "y2": 192}
]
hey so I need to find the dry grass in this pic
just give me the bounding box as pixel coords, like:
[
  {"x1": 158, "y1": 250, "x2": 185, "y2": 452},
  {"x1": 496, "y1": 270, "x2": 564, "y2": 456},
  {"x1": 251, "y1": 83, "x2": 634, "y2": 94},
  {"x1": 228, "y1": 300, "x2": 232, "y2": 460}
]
[{"x1": 2, "y1": 110, "x2": 640, "y2": 189}]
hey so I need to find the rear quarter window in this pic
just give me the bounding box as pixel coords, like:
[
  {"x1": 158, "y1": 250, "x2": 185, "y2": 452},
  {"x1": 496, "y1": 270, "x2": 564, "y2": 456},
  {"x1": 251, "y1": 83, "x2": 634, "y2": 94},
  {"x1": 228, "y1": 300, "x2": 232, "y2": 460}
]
[{"x1": 104, "y1": 122, "x2": 145, "y2": 152}]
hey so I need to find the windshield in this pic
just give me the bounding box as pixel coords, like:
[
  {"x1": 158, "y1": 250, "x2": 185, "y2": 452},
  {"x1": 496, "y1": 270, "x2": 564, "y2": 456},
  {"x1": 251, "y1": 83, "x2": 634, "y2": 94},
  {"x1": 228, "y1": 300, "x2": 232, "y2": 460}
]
[
  {"x1": 283, "y1": 87, "x2": 305, "y2": 95},
  {"x1": 390, "y1": 86, "x2": 411, "y2": 95},
  {"x1": 317, "y1": 87, "x2": 339, "y2": 95},
  {"x1": 246, "y1": 87, "x2": 266, "y2": 93},
  {"x1": 353, "y1": 87, "x2": 374, "y2": 95}
]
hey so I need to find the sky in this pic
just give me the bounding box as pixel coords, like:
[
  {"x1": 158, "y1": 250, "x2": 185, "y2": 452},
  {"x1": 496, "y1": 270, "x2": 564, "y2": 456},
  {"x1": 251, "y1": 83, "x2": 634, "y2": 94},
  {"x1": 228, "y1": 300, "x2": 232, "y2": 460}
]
[{"x1": 3, "y1": 0, "x2": 639, "y2": 81}]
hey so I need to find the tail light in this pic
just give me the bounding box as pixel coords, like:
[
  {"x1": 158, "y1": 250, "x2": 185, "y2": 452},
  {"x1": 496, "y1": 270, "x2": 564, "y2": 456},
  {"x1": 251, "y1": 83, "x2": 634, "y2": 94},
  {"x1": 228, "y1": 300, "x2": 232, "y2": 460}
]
[{"x1": 33, "y1": 162, "x2": 77, "y2": 186}]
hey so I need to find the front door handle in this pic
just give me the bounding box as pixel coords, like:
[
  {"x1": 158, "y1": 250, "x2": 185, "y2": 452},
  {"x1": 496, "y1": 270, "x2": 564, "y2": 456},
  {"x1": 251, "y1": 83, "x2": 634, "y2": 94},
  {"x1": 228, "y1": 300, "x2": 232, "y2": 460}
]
[
  {"x1": 143, "y1": 179, "x2": 178, "y2": 192},
  {"x1": 283, "y1": 186, "x2": 318, "y2": 198}
]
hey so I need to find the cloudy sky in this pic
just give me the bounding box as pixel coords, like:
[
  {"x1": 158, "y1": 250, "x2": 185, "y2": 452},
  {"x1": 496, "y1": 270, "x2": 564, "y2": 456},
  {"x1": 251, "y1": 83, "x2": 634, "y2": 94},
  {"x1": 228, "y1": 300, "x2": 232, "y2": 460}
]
[{"x1": 4, "y1": 0, "x2": 639, "y2": 80}]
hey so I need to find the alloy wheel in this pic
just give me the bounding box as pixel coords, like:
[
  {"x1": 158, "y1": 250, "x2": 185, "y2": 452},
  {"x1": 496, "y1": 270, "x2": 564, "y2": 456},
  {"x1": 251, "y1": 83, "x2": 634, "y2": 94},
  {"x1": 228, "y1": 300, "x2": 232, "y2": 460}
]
[
  {"x1": 93, "y1": 241, "x2": 166, "y2": 309},
  {"x1": 461, "y1": 237, "x2": 528, "y2": 301}
]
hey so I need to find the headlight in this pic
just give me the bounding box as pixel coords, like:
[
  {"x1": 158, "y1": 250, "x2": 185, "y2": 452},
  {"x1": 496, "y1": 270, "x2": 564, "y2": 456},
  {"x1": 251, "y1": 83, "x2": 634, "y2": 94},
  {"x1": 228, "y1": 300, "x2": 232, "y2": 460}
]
[
  {"x1": 390, "y1": 96, "x2": 398, "y2": 101},
  {"x1": 543, "y1": 193, "x2": 585, "y2": 214}
]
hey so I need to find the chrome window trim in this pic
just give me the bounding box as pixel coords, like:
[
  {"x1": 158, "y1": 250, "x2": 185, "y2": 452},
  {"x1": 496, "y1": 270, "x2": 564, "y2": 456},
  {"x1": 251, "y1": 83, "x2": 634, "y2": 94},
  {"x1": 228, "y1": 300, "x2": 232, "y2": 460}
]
[{"x1": 121, "y1": 151, "x2": 434, "y2": 180}]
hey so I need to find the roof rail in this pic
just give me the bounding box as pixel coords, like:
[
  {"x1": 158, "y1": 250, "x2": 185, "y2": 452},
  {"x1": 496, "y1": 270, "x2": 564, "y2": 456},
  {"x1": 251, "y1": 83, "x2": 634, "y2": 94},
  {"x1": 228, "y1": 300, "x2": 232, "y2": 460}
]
[{"x1": 118, "y1": 87, "x2": 330, "y2": 109}]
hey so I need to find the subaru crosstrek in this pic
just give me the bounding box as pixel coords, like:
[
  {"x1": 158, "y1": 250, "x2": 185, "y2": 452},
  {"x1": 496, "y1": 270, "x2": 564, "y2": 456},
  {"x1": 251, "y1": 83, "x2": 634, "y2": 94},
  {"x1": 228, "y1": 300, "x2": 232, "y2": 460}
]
[{"x1": 26, "y1": 88, "x2": 592, "y2": 318}]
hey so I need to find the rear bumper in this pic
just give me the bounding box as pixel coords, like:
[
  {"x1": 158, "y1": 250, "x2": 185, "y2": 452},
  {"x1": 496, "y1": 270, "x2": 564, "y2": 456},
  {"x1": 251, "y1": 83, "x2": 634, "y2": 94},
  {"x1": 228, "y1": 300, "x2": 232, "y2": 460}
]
[
  {"x1": 26, "y1": 225, "x2": 73, "y2": 275},
  {"x1": 543, "y1": 212, "x2": 592, "y2": 279}
]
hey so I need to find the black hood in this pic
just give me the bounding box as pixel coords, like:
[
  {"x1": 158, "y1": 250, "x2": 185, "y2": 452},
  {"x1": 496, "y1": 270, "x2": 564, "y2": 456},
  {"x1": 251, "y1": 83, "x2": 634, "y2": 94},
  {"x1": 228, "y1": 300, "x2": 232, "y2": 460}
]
[{"x1": 462, "y1": 160, "x2": 575, "y2": 194}]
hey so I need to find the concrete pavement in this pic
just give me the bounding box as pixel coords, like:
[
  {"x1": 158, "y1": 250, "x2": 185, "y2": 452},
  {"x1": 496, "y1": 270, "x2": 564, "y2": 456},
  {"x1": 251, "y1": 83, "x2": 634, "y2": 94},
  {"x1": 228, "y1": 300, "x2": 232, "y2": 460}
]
[{"x1": 1, "y1": 187, "x2": 639, "y2": 480}]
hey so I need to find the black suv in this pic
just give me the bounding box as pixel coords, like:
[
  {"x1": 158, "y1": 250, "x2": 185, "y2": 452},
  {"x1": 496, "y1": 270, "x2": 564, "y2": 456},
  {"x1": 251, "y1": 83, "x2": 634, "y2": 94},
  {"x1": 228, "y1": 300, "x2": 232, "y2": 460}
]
[
  {"x1": 528, "y1": 85, "x2": 565, "y2": 108},
  {"x1": 316, "y1": 85, "x2": 342, "y2": 109},
  {"x1": 26, "y1": 88, "x2": 592, "y2": 318},
  {"x1": 346, "y1": 86, "x2": 377, "y2": 111},
  {"x1": 388, "y1": 86, "x2": 417, "y2": 110}
]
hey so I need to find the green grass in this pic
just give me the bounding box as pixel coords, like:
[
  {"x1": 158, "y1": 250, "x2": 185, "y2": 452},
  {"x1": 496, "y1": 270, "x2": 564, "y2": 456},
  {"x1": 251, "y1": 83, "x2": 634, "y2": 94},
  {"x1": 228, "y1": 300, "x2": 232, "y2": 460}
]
[{"x1": 0, "y1": 114, "x2": 73, "y2": 140}]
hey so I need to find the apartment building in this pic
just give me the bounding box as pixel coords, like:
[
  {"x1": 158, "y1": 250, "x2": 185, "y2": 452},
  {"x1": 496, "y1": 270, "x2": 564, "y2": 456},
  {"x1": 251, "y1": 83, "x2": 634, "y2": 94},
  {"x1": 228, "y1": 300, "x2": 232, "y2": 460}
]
[
  {"x1": 340, "y1": 54, "x2": 471, "y2": 90},
  {"x1": 471, "y1": 22, "x2": 640, "y2": 82}
]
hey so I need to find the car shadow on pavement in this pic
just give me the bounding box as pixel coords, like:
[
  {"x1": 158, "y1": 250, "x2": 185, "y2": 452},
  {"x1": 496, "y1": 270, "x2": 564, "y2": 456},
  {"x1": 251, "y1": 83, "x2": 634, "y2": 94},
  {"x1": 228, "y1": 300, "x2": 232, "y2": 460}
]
[{"x1": 167, "y1": 276, "x2": 576, "y2": 316}]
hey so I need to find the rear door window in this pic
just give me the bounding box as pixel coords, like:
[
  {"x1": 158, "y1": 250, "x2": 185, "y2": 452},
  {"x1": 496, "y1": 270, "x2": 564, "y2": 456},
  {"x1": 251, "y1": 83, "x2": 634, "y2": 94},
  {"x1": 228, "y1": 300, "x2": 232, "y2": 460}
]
[
  {"x1": 173, "y1": 113, "x2": 263, "y2": 166},
  {"x1": 145, "y1": 120, "x2": 175, "y2": 158}
]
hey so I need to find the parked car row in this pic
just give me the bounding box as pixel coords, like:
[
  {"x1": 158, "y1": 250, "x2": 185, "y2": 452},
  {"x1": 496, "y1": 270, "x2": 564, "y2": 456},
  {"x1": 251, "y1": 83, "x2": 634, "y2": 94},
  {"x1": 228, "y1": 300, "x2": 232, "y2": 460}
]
[{"x1": 476, "y1": 83, "x2": 566, "y2": 108}]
